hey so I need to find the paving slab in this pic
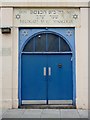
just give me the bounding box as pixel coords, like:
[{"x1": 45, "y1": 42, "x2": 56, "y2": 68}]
[
  {"x1": 21, "y1": 109, "x2": 42, "y2": 118},
  {"x1": 2, "y1": 109, "x2": 25, "y2": 118},
  {"x1": 0, "y1": 109, "x2": 8, "y2": 119},
  {"x1": 61, "y1": 109, "x2": 80, "y2": 118},
  {"x1": 0, "y1": 109, "x2": 2, "y2": 118},
  {"x1": 41, "y1": 109, "x2": 60, "y2": 118},
  {"x1": 2, "y1": 108, "x2": 88, "y2": 119},
  {"x1": 0, "y1": 109, "x2": 2, "y2": 120},
  {"x1": 88, "y1": 110, "x2": 90, "y2": 119},
  {"x1": 78, "y1": 109, "x2": 88, "y2": 118},
  {"x1": 2, "y1": 109, "x2": 8, "y2": 114}
]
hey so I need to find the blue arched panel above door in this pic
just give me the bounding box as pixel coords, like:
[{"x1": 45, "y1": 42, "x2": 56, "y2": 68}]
[
  {"x1": 22, "y1": 32, "x2": 71, "y2": 52},
  {"x1": 19, "y1": 28, "x2": 75, "y2": 53}
]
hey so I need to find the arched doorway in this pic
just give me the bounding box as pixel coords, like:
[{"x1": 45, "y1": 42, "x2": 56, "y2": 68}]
[{"x1": 19, "y1": 29, "x2": 74, "y2": 105}]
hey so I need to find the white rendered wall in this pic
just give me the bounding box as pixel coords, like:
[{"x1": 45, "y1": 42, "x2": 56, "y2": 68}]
[
  {"x1": 76, "y1": 8, "x2": 88, "y2": 109},
  {"x1": 1, "y1": 8, "x2": 13, "y2": 108},
  {"x1": 12, "y1": 28, "x2": 18, "y2": 108},
  {"x1": 1, "y1": 0, "x2": 90, "y2": 2},
  {"x1": 0, "y1": 8, "x2": 2, "y2": 111}
]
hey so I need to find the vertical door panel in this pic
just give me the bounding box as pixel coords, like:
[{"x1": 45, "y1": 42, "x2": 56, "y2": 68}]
[
  {"x1": 48, "y1": 54, "x2": 73, "y2": 103},
  {"x1": 21, "y1": 54, "x2": 47, "y2": 104}
]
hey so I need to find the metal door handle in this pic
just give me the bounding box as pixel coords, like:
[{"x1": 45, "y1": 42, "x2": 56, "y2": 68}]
[
  {"x1": 48, "y1": 67, "x2": 51, "y2": 76},
  {"x1": 44, "y1": 67, "x2": 46, "y2": 76}
]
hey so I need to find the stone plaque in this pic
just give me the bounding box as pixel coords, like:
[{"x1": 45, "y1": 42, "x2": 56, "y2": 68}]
[{"x1": 14, "y1": 8, "x2": 80, "y2": 27}]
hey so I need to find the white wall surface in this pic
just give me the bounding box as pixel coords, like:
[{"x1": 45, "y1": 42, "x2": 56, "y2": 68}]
[
  {"x1": 0, "y1": 0, "x2": 89, "y2": 2},
  {"x1": 0, "y1": 8, "x2": 2, "y2": 110},
  {"x1": 0, "y1": 0, "x2": 89, "y2": 8},
  {"x1": 1, "y1": 8, "x2": 13, "y2": 108},
  {"x1": 76, "y1": 8, "x2": 88, "y2": 109}
]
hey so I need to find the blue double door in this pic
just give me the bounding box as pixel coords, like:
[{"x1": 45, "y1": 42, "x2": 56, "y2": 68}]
[{"x1": 21, "y1": 54, "x2": 73, "y2": 104}]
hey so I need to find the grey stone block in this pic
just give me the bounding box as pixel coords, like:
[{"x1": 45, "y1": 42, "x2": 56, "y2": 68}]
[
  {"x1": 41, "y1": 109, "x2": 60, "y2": 118},
  {"x1": 78, "y1": 109, "x2": 88, "y2": 118},
  {"x1": 2, "y1": 109, "x2": 25, "y2": 118},
  {"x1": 61, "y1": 109, "x2": 80, "y2": 118},
  {"x1": 21, "y1": 109, "x2": 42, "y2": 118}
]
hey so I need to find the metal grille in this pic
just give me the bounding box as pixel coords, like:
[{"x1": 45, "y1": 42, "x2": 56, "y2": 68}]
[
  {"x1": 23, "y1": 38, "x2": 34, "y2": 52},
  {"x1": 60, "y1": 38, "x2": 71, "y2": 52},
  {"x1": 23, "y1": 33, "x2": 71, "y2": 52},
  {"x1": 48, "y1": 34, "x2": 59, "y2": 52},
  {"x1": 35, "y1": 34, "x2": 46, "y2": 52}
]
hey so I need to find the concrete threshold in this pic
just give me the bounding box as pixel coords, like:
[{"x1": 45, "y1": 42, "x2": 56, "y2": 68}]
[{"x1": 20, "y1": 105, "x2": 76, "y2": 109}]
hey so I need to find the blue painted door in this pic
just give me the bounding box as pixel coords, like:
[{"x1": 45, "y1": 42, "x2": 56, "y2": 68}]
[
  {"x1": 21, "y1": 54, "x2": 47, "y2": 102},
  {"x1": 47, "y1": 54, "x2": 73, "y2": 103},
  {"x1": 21, "y1": 54, "x2": 73, "y2": 104}
]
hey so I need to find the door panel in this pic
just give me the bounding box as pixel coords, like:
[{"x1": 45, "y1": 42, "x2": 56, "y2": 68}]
[
  {"x1": 48, "y1": 54, "x2": 73, "y2": 102},
  {"x1": 21, "y1": 54, "x2": 47, "y2": 104}
]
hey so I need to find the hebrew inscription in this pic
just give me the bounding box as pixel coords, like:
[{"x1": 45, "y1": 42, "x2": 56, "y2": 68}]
[{"x1": 14, "y1": 8, "x2": 80, "y2": 26}]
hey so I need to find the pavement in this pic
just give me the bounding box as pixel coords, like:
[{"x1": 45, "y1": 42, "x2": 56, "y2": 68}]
[{"x1": 0, "y1": 109, "x2": 88, "y2": 119}]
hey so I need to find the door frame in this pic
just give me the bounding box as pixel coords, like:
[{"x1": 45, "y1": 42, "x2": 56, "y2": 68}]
[{"x1": 18, "y1": 28, "x2": 76, "y2": 107}]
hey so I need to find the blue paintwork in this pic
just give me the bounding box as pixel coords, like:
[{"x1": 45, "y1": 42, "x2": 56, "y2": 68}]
[
  {"x1": 20, "y1": 29, "x2": 74, "y2": 52},
  {"x1": 48, "y1": 54, "x2": 73, "y2": 100},
  {"x1": 21, "y1": 54, "x2": 72, "y2": 101},
  {"x1": 19, "y1": 28, "x2": 76, "y2": 106},
  {"x1": 21, "y1": 54, "x2": 47, "y2": 100}
]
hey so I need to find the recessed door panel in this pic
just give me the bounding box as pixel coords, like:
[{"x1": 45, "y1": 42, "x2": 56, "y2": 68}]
[
  {"x1": 47, "y1": 54, "x2": 73, "y2": 104},
  {"x1": 21, "y1": 54, "x2": 47, "y2": 104}
]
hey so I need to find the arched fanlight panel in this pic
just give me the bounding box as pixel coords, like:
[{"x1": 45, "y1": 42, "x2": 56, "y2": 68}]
[{"x1": 23, "y1": 33, "x2": 71, "y2": 52}]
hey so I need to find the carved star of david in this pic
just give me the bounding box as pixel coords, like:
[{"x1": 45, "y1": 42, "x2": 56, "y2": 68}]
[
  {"x1": 66, "y1": 30, "x2": 72, "y2": 36},
  {"x1": 21, "y1": 30, "x2": 28, "y2": 36},
  {"x1": 16, "y1": 14, "x2": 21, "y2": 19},
  {"x1": 73, "y1": 14, "x2": 78, "y2": 19}
]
